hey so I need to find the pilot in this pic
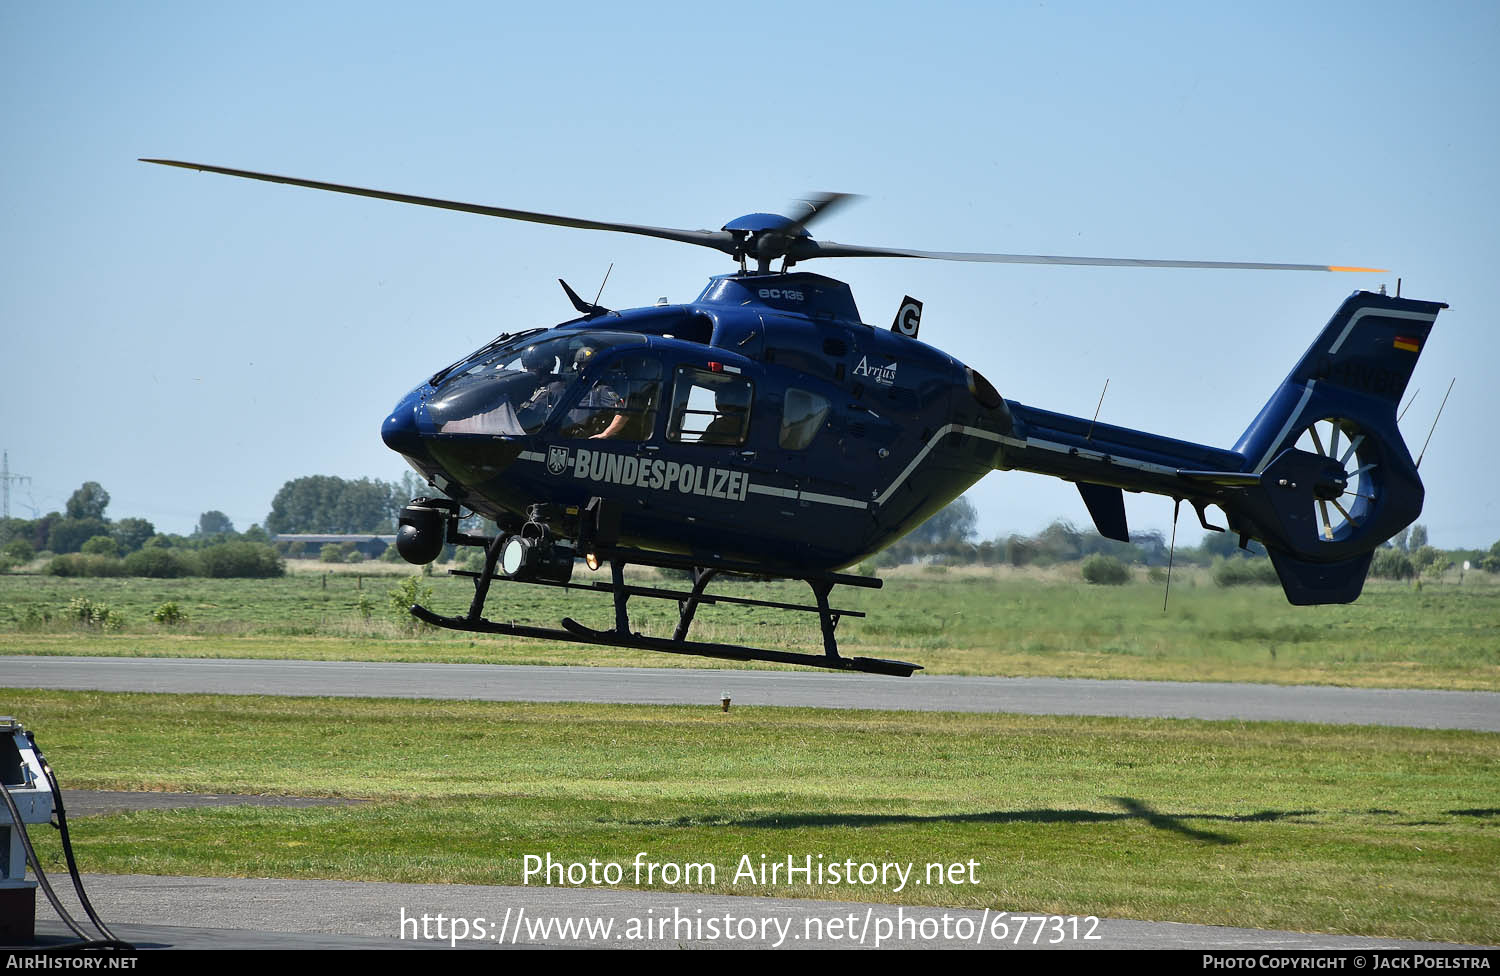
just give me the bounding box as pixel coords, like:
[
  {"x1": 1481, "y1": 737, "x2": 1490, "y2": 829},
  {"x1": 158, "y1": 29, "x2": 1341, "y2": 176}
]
[
  {"x1": 523, "y1": 344, "x2": 558, "y2": 376},
  {"x1": 518, "y1": 344, "x2": 568, "y2": 423},
  {"x1": 566, "y1": 346, "x2": 630, "y2": 439}
]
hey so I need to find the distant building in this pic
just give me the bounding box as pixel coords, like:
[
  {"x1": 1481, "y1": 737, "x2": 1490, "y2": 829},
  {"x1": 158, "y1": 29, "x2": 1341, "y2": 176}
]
[{"x1": 273, "y1": 534, "x2": 396, "y2": 560}]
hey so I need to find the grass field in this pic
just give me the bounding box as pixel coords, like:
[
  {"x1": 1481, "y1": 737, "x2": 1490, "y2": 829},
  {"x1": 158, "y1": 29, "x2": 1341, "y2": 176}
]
[
  {"x1": 11, "y1": 689, "x2": 1498, "y2": 945},
  {"x1": 2, "y1": 567, "x2": 1497, "y2": 688}
]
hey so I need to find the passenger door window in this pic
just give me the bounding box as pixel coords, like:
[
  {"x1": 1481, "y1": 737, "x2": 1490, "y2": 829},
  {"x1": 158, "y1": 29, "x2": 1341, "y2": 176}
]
[
  {"x1": 667, "y1": 367, "x2": 753, "y2": 446},
  {"x1": 779, "y1": 388, "x2": 830, "y2": 450}
]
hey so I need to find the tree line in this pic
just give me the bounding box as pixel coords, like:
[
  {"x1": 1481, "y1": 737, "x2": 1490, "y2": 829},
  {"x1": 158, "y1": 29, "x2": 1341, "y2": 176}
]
[
  {"x1": 4, "y1": 477, "x2": 1497, "y2": 581},
  {"x1": 264, "y1": 473, "x2": 424, "y2": 535},
  {"x1": 0, "y1": 481, "x2": 281, "y2": 578},
  {"x1": 875, "y1": 497, "x2": 1258, "y2": 570},
  {"x1": 877, "y1": 497, "x2": 1499, "y2": 582}
]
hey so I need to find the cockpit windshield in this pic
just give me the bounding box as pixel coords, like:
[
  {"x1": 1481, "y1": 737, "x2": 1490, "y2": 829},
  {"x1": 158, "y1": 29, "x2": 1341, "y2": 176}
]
[{"x1": 425, "y1": 332, "x2": 646, "y2": 437}]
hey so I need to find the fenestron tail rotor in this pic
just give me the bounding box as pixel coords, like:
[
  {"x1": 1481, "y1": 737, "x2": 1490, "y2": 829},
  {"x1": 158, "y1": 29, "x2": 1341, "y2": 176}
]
[
  {"x1": 1295, "y1": 417, "x2": 1379, "y2": 543},
  {"x1": 140, "y1": 159, "x2": 1384, "y2": 274}
]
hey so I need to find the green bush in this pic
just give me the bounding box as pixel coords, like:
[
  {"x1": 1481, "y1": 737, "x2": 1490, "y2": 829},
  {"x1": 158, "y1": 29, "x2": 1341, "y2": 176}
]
[
  {"x1": 46, "y1": 554, "x2": 128, "y2": 577},
  {"x1": 66, "y1": 596, "x2": 121, "y2": 629},
  {"x1": 18, "y1": 606, "x2": 51, "y2": 629},
  {"x1": 1370, "y1": 548, "x2": 1415, "y2": 580},
  {"x1": 3, "y1": 538, "x2": 34, "y2": 563},
  {"x1": 1409, "y1": 546, "x2": 1438, "y2": 571},
  {"x1": 197, "y1": 542, "x2": 285, "y2": 578},
  {"x1": 1423, "y1": 557, "x2": 1452, "y2": 581},
  {"x1": 123, "y1": 547, "x2": 199, "y2": 578},
  {"x1": 1212, "y1": 558, "x2": 1279, "y2": 587},
  {"x1": 152, "y1": 601, "x2": 185, "y2": 625},
  {"x1": 80, "y1": 535, "x2": 119, "y2": 557},
  {"x1": 1080, "y1": 553, "x2": 1130, "y2": 585},
  {"x1": 387, "y1": 576, "x2": 434, "y2": 623}
]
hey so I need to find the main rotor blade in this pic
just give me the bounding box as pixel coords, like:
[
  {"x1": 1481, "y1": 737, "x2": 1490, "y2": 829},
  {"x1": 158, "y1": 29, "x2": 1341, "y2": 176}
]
[
  {"x1": 140, "y1": 159, "x2": 738, "y2": 256},
  {"x1": 794, "y1": 239, "x2": 1384, "y2": 272},
  {"x1": 784, "y1": 191, "x2": 861, "y2": 235},
  {"x1": 142, "y1": 159, "x2": 1385, "y2": 273}
]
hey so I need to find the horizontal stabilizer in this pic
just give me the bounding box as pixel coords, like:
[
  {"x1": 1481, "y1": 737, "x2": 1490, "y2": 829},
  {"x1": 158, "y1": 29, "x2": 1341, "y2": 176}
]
[{"x1": 1077, "y1": 482, "x2": 1129, "y2": 542}]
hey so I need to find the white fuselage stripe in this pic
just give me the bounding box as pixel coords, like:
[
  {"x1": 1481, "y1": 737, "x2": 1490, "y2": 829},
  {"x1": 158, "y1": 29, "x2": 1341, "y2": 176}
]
[
  {"x1": 516, "y1": 419, "x2": 1219, "y2": 513},
  {"x1": 1253, "y1": 381, "x2": 1316, "y2": 473},
  {"x1": 746, "y1": 483, "x2": 797, "y2": 499},
  {"x1": 873, "y1": 424, "x2": 1005, "y2": 507}
]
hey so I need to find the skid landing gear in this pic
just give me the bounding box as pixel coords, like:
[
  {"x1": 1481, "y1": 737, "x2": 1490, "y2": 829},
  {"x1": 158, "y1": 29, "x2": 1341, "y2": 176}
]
[{"x1": 408, "y1": 541, "x2": 921, "y2": 678}]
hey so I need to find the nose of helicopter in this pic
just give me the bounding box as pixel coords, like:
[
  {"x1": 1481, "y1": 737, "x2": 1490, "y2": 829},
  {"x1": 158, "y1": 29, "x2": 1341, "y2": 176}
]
[{"x1": 381, "y1": 388, "x2": 427, "y2": 460}]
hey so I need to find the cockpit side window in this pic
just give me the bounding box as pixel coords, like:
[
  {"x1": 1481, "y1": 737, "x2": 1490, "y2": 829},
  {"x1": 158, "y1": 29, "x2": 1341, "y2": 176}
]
[
  {"x1": 426, "y1": 333, "x2": 647, "y2": 438},
  {"x1": 560, "y1": 354, "x2": 663, "y2": 441},
  {"x1": 667, "y1": 367, "x2": 753, "y2": 446}
]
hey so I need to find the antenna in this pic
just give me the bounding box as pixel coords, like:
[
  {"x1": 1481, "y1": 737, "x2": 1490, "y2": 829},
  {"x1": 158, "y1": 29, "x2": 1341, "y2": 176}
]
[
  {"x1": 1397, "y1": 387, "x2": 1420, "y2": 423},
  {"x1": 592, "y1": 263, "x2": 614, "y2": 309},
  {"x1": 1163, "y1": 498, "x2": 1180, "y2": 613},
  {"x1": 1415, "y1": 377, "x2": 1455, "y2": 469},
  {"x1": 1086, "y1": 379, "x2": 1109, "y2": 441},
  {"x1": 1, "y1": 452, "x2": 31, "y2": 521}
]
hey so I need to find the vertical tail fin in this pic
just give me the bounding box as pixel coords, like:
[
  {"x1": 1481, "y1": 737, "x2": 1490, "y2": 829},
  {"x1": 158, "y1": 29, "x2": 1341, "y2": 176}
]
[
  {"x1": 1229, "y1": 291, "x2": 1445, "y2": 604},
  {"x1": 1236, "y1": 291, "x2": 1445, "y2": 471}
]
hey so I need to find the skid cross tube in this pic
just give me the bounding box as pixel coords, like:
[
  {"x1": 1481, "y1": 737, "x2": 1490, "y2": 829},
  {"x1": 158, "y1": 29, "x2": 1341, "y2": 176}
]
[{"x1": 414, "y1": 535, "x2": 919, "y2": 677}]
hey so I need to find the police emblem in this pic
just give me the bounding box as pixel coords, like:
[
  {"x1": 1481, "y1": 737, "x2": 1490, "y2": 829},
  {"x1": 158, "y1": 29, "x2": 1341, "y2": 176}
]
[{"x1": 547, "y1": 446, "x2": 570, "y2": 475}]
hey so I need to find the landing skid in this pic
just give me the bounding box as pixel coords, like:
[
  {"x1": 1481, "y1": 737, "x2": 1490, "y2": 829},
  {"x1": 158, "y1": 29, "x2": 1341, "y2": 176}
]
[{"x1": 409, "y1": 542, "x2": 921, "y2": 678}]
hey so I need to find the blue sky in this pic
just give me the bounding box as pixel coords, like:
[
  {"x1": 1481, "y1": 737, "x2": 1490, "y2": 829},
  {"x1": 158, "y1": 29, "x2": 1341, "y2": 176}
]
[{"x1": 3, "y1": 1, "x2": 1496, "y2": 548}]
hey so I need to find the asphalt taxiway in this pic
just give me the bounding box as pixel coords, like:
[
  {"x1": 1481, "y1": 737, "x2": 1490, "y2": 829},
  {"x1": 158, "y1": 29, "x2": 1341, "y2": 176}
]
[{"x1": 3, "y1": 655, "x2": 1496, "y2": 730}]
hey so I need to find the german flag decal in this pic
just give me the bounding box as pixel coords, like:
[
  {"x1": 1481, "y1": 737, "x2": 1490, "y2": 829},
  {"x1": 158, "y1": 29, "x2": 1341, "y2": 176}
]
[{"x1": 1394, "y1": 335, "x2": 1421, "y2": 353}]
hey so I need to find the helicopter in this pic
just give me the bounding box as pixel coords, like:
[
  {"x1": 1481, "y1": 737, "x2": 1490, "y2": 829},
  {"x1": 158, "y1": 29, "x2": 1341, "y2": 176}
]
[{"x1": 143, "y1": 159, "x2": 1444, "y2": 678}]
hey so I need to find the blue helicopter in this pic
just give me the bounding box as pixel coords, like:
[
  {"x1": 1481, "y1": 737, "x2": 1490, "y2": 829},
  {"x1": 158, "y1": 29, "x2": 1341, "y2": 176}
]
[{"x1": 144, "y1": 160, "x2": 1444, "y2": 677}]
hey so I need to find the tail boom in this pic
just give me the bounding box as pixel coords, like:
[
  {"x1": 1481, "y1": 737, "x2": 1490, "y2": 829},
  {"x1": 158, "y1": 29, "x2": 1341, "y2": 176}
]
[{"x1": 986, "y1": 291, "x2": 1444, "y2": 604}]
